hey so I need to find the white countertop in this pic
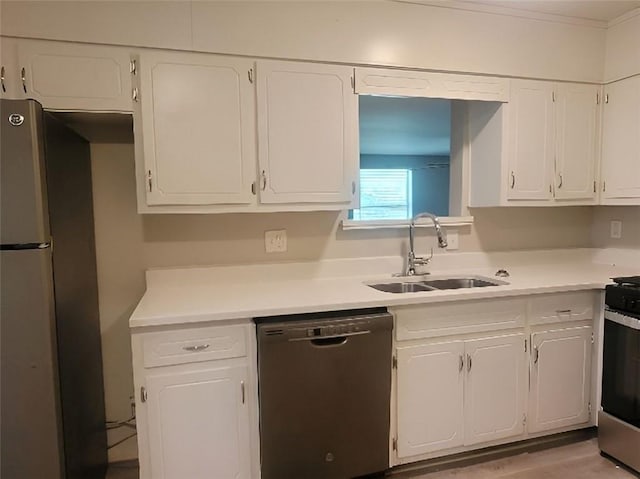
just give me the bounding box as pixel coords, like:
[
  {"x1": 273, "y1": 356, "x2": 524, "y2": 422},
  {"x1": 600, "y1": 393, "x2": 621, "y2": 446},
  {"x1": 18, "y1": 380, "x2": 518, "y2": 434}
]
[{"x1": 129, "y1": 248, "x2": 640, "y2": 328}]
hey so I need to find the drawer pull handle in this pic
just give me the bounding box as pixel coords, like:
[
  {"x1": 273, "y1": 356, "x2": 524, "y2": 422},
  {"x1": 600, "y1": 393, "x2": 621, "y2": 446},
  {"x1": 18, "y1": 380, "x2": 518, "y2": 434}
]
[
  {"x1": 556, "y1": 309, "x2": 572, "y2": 314},
  {"x1": 183, "y1": 344, "x2": 210, "y2": 352}
]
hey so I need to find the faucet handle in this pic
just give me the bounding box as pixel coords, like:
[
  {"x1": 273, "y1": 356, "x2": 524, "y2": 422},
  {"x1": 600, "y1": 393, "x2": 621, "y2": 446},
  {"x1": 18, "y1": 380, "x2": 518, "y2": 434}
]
[{"x1": 414, "y1": 248, "x2": 434, "y2": 266}]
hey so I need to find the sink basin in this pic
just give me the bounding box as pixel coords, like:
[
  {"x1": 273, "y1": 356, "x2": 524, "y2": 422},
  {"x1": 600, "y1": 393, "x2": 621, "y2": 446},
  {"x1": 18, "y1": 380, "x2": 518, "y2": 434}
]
[
  {"x1": 368, "y1": 282, "x2": 436, "y2": 294},
  {"x1": 367, "y1": 275, "x2": 507, "y2": 293},
  {"x1": 420, "y1": 278, "x2": 504, "y2": 289}
]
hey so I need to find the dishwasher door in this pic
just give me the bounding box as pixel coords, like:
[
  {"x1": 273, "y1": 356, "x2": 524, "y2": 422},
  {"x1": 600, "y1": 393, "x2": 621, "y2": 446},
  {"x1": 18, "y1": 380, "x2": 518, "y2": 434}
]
[{"x1": 256, "y1": 309, "x2": 393, "y2": 479}]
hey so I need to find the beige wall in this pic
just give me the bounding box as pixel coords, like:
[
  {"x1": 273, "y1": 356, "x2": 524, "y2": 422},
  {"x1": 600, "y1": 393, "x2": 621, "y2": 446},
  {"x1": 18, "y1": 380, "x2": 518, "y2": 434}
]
[
  {"x1": 91, "y1": 142, "x2": 598, "y2": 461},
  {"x1": 591, "y1": 206, "x2": 640, "y2": 249}
]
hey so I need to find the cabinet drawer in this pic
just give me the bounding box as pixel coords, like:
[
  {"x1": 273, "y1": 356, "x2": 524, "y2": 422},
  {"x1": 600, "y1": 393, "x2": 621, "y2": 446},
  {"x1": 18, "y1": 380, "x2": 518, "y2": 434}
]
[
  {"x1": 142, "y1": 324, "x2": 247, "y2": 368},
  {"x1": 529, "y1": 291, "x2": 594, "y2": 325},
  {"x1": 394, "y1": 298, "x2": 526, "y2": 341}
]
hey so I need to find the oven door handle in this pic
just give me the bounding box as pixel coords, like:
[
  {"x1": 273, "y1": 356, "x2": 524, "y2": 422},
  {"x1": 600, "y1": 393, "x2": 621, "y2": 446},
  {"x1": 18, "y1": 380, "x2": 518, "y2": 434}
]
[{"x1": 605, "y1": 309, "x2": 640, "y2": 331}]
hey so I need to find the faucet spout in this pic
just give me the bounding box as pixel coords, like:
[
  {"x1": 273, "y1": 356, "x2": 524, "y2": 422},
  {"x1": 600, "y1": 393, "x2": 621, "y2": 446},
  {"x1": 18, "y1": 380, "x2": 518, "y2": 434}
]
[
  {"x1": 406, "y1": 212, "x2": 448, "y2": 275},
  {"x1": 411, "y1": 212, "x2": 448, "y2": 249}
]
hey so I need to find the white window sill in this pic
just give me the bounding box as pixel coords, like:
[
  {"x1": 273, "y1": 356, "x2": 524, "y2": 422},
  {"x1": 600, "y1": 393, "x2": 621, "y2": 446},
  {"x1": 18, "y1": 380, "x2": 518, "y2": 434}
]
[{"x1": 341, "y1": 216, "x2": 474, "y2": 231}]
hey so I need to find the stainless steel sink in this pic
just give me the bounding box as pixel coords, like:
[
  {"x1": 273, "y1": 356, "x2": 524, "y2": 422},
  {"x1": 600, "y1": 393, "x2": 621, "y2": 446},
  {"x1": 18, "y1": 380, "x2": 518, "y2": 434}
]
[
  {"x1": 420, "y1": 278, "x2": 503, "y2": 289},
  {"x1": 368, "y1": 282, "x2": 436, "y2": 294},
  {"x1": 367, "y1": 275, "x2": 507, "y2": 293}
]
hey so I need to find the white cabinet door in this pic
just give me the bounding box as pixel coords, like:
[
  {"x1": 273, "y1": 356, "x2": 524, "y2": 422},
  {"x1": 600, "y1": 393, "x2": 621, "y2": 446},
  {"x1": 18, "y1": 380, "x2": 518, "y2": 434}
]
[
  {"x1": 257, "y1": 60, "x2": 357, "y2": 205},
  {"x1": 396, "y1": 341, "x2": 465, "y2": 457},
  {"x1": 506, "y1": 80, "x2": 554, "y2": 201},
  {"x1": 601, "y1": 77, "x2": 640, "y2": 200},
  {"x1": 16, "y1": 39, "x2": 132, "y2": 111},
  {"x1": 145, "y1": 364, "x2": 251, "y2": 479},
  {"x1": 0, "y1": 37, "x2": 19, "y2": 99},
  {"x1": 554, "y1": 83, "x2": 599, "y2": 200},
  {"x1": 464, "y1": 333, "x2": 526, "y2": 446},
  {"x1": 137, "y1": 51, "x2": 256, "y2": 206},
  {"x1": 529, "y1": 326, "x2": 592, "y2": 433}
]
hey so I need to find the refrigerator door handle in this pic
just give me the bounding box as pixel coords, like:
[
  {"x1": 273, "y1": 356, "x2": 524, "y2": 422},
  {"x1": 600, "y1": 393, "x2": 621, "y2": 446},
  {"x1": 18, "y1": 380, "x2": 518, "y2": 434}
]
[{"x1": 0, "y1": 242, "x2": 50, "y2": 251}]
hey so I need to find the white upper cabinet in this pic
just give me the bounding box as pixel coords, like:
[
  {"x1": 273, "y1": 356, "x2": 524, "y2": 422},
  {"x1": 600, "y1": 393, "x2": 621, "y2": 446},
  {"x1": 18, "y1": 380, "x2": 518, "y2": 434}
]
[
  {"x1": 0, "y1": 37, "x2": 19, "y2": 99},
  {"x1": 554, "y1": 83, "x2": 599, "y2": 200},
  {"x1": 257, "y1": 60, "x2": 358, "y2": 205},
  {"x1": 135, "y1": 51, "x2": 256, "y2": 207},
  {"x1": 506, "y1": 80, "x2": 555, "y2": 201},
  {"x1": 396, "y1": 340, "x2": 465, "y2": 458},
  {"x1": 529, "y1": 326, "x2": 592, "y2": 433},
  {"x1": 16, "y1": 39, "x2": 133, "y2": 112},
  {"x1": 469, "y1": 79, "x2": 600, "y2": 206},
  {"x1": 601, "y1": 76, "x2": 640, "y2": 203},
  {"x1": 354, "y1": 67, "x2": 509, "y2": 102},
  {"x1": 464, "y1": 333, "x2": 526, "y2": 446}
]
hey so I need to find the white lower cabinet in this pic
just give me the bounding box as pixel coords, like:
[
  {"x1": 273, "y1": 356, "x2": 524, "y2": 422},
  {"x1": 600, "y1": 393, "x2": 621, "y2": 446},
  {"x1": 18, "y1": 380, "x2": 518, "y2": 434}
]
[
  {"x1": 396, "y1": 340, "x2": 465, "y2": 457},
  {"x1": 529, "y1": 326, "x2": 593, "y2": 433},
  {"x1": 396, "y1": 333, "x2": 526, "y2": 458},
  {"x1": 145, "y1": 364, "x2": 251, "y2": 479},
  {"x1": 132, "y1": 322, "x2": 258, "y2": 479},
  {"x1": 464, "y1": 334, "x2": 526, "y2": 445},
  {"x1": 393, "y1": 292, "x2": 597, "y2": 465}
]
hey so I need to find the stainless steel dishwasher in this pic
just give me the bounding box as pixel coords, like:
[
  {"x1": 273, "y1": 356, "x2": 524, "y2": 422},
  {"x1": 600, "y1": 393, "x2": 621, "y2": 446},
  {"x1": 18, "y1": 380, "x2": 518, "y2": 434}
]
[{"x1": 255, "y1": 308, "x2": 393, "y2": 479}]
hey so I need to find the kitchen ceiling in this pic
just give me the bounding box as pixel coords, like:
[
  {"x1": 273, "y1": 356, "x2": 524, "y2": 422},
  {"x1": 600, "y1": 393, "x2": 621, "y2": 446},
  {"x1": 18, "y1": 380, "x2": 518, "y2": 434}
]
[{"x1": 456, "y1": 0, "x2": 640, "y2": 22}]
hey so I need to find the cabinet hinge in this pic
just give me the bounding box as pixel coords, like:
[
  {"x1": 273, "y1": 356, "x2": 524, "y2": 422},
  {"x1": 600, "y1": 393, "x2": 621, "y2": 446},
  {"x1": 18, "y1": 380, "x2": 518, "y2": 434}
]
[
  {"x1": 140, "y1": 386, "x2": 147, "y2": 403},
  {"x1": 248, "y1": 68, "x2": 254, "y2": 84},
  {"x1": 588, "y1": 402, "x2": 592, "y2": 419},
  {"x1": 147, "y1": 170, "x2": 153, "y2": 193},
  {"x1": 392, "y1": 437, "x2": 397, "y2": 451},
  {"x1": 591, "y1": 333, "x2": 595, "y2": 344},
  {"x1": 392, "y1": 355, "x2": 397, "y2": 370},
  {"x1": 129, "y1": 59, "x2": 137, "y2": 76}
]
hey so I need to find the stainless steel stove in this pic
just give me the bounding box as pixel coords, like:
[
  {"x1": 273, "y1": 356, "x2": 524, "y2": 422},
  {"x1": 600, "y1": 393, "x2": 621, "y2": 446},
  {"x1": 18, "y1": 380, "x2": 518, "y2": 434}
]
[{"x1": 599, "y1": 276, "x2": 640, "y2": 473}]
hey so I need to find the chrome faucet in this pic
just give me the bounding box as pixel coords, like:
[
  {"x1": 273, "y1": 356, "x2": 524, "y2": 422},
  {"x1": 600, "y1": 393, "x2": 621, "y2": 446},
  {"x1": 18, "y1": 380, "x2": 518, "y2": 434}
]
[{"x1": 407, "y1": 212, "x2": 448, "y2": 276}]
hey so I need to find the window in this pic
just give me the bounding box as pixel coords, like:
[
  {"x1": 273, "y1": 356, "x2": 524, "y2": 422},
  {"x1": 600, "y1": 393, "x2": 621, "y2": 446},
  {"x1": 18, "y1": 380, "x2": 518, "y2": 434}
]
[
  {"x1": 351, "y1": 169, "x2": 412, "y2": 220},
  {"x1": 350, "y1": 95, "x2": 452, "y2": 222}
]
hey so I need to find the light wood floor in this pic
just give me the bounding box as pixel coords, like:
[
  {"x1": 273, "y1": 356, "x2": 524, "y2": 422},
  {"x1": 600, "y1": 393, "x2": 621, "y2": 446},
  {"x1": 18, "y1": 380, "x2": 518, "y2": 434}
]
[
  {"x1": 403, "y1": 439, "x2": 637, "y2": 479},
  {"x1": 106, "y1": 438, "x2": 637, "y2": 479}
]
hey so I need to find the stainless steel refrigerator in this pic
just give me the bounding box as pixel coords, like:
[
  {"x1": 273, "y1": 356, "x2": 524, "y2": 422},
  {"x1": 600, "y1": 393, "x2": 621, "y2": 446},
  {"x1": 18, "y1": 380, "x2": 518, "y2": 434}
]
[{"x1": 1, "y1": 99, "x2": 107, "y2": 479}]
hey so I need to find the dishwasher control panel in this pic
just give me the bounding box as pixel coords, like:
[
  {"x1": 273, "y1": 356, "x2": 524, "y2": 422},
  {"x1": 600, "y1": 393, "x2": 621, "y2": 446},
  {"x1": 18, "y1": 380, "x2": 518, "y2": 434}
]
[{"x1": 307, "y1": 322, "x2": 368, "y2": 338}]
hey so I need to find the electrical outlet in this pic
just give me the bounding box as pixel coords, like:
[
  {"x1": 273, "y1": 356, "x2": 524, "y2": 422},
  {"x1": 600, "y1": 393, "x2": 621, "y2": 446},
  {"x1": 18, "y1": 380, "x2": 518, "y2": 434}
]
[
  {"x1": 446, "y1": 230, "x2": 459, "y2": 250},
  {"x1": 610, "y1": 220, "x2": 622, "y2": 239},
  {"x1": 265, "y1": 229, "x2": 287, "y2": 253}
]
